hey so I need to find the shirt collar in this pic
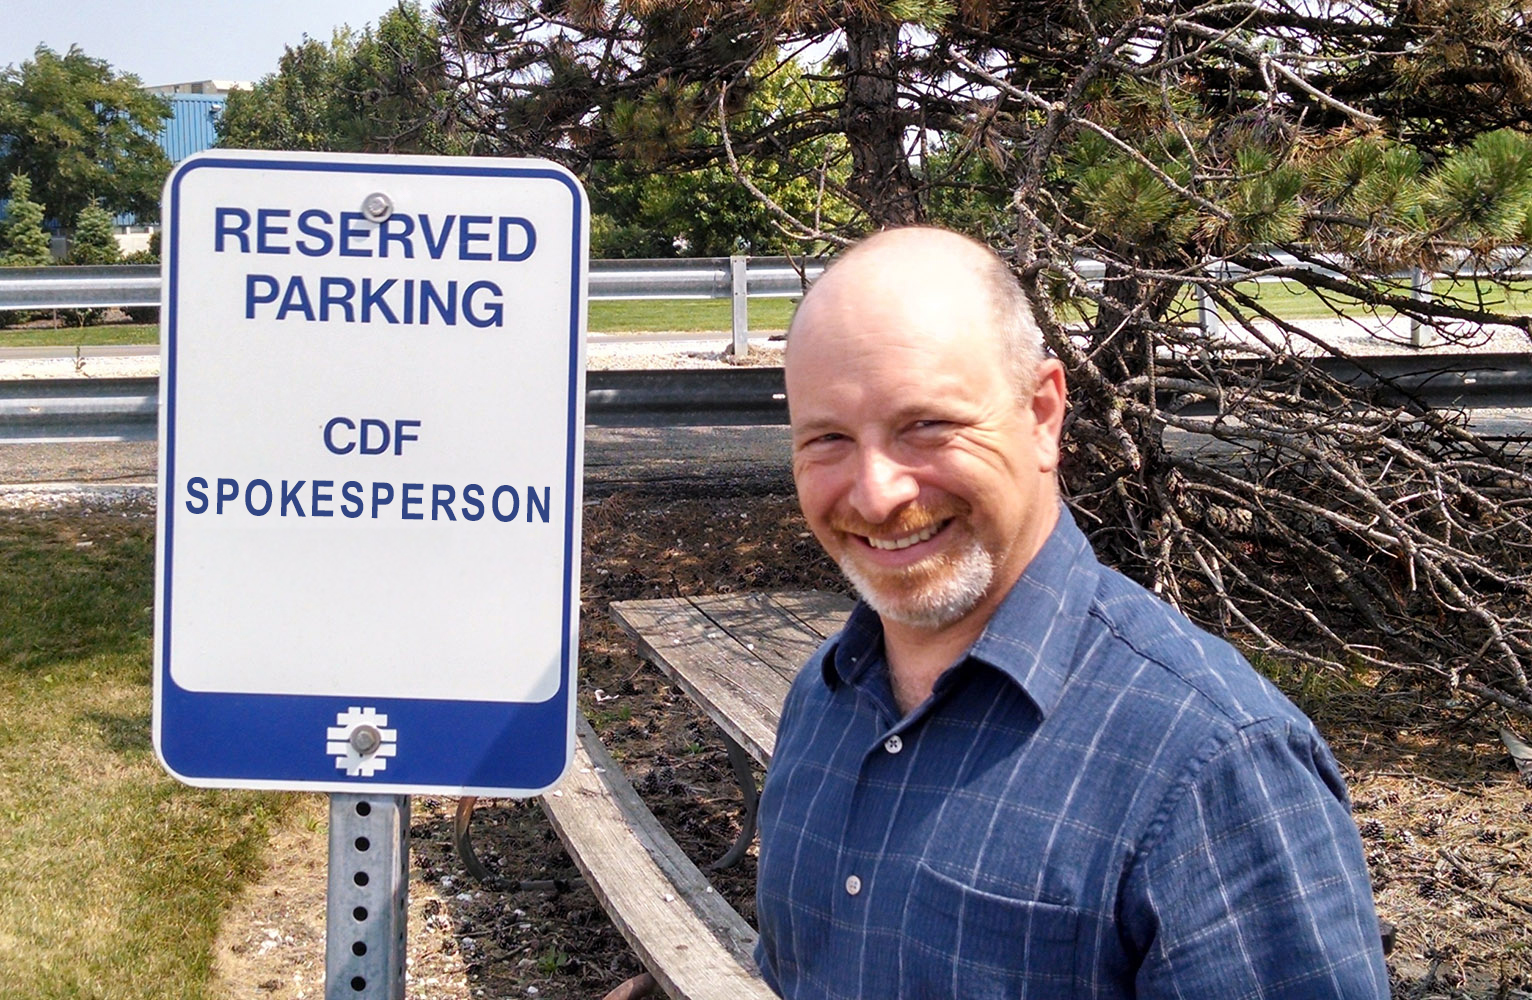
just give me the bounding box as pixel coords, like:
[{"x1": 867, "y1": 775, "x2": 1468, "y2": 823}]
[{"x1": 821, "y1": 505, "x2": 1100, "y2": 719}]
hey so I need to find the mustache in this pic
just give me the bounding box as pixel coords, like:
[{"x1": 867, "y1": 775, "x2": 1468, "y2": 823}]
[{"x1": 829, "y1": 500, "x2": 969, "y2": 538}]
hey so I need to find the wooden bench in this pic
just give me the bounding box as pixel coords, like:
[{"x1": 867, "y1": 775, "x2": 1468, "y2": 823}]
[
  {"x1": 495, "y1": 592, "x2": 848, "y2": 998},
  {"x1": 468, "y1": 586, "x2": 1397, "y2": 994}
]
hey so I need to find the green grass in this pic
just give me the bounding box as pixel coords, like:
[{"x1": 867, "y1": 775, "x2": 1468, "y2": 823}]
[
  {"x1": 1052, "y1": 275, "x2": 1532, "y2": 328},
  {"x1": 0, "y1": 513, "x2": 299, "y2": 1000},
  {"x1": 1200, "y1": 275, "x2": 1532, "y2": 323},
  {"x1": 0, "y1": 298, "x2": 800, "y2": 349},
  {"x1": 0, "y1": 323, "x2": 159, "y2": 348},
  {"x1": 589, "y1": 296, "x2": 797, "y2": 333}
]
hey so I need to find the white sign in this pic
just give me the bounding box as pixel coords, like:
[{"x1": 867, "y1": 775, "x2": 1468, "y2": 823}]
[{"x1": 154, "y1": 150, "x2": 586, "y2": 795}]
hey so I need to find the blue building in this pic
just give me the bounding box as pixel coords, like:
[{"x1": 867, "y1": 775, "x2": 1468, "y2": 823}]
[
  {"x1": 155, "y1": 92, "x2": 229, "y2": 164},
  {"x1": 0, "y1": 80, "x2": 247, "y2": 255},
  {"x1": 108, "y1": 82, "x2": 248, "y2": 251}
]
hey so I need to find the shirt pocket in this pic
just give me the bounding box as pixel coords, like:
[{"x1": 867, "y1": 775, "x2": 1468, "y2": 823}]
[{"x1": 899, "y1": 861, "x2": 1084, "y2": 999}]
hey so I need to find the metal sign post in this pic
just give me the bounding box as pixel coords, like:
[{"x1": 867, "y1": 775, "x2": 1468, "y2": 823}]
[
  {"x1": 152, "y1": 149, "x2": 588, "y2": 994},
  {"x1": 326, "y1": 793, "x2": 411, "y2": 999}
]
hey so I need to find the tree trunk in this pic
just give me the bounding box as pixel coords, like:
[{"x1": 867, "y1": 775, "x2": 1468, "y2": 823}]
[{"x1": 841, "y1": 17, "x2": 922, "y2": 227}]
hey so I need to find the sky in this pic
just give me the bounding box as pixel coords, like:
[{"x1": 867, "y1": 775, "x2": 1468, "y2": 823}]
[{"x1": 1, "y1": 0, "x2": 402, "y2": 88}]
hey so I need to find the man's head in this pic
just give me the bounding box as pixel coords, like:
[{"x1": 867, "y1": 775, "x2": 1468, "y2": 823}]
[{"x1": 785, "y1": 226, "x2": 1067, "y2": 633}]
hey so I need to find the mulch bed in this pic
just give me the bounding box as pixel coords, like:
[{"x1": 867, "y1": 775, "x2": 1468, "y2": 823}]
[{"x1": 408, "y1": 487, "x2": 1532, "y2": 1000}]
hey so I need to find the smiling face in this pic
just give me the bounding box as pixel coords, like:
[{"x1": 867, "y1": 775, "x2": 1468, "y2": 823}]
[{"x1": 786, "y1": 229, "x2": 1066, "y2": 635}]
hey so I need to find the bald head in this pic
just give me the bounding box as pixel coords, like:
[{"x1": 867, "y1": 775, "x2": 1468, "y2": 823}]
[{"x1": 788, "y1": 227, "x2": 1045, "y2": 392}]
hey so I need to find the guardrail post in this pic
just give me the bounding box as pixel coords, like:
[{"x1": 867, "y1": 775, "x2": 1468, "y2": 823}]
[
  {"x1": 326, "y1": 793, "x2": 410, "y2": 1000},
  {"x1": 1194, "y1": 282, "x2": 1226, "y2": 340},
  {"x1": 730, "y1": 255, "x2": 749, "y2": 359},
  {"x1": 1409, "y1": 266, "x2": 1433, "y2": 348}
]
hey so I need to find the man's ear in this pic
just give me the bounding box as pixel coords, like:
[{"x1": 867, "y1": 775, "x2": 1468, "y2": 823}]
[{"x1": 1030, "y1": 358, "x2": 1068, "y2": 474}]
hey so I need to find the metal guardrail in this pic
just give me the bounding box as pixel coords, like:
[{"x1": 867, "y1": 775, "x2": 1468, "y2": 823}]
[
  {"x1": 0, "y1": 265, "x2": 164, "y2": 310},
  {"x1": 3, "y1": 253, "x2": 1525, "y2": 352},
  {"x1": 2, "y1": 356, "x2": 1526, "y2": 444},
  {"x1": 6, "y1": 253, "x2": 1527, "y2": 310},
  {"x1": 0, "y1": 377, "x2": 160, "y2": 443},
  {"x1": 0, "y1": 258, "x2": 828, "y2": 311},
  {"x1": 0, "y1": 369, "x2": 789, "y2": 443},
  {"x1": 0, "y1": 257, "x2": 824, "y2": 357}
]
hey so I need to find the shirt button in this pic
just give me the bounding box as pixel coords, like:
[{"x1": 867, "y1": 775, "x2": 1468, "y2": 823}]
[
  {"x1": 845, "y1": 874, "x2": 862, "y2": 896},
  {"x1": 884, "y1": 735, "x2": 903, "y2": 755}
]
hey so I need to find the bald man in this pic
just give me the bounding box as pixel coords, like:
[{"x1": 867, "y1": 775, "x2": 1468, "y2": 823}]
[{"x1": 752, "y1": 228, "x2": 1388, "y2": 998}]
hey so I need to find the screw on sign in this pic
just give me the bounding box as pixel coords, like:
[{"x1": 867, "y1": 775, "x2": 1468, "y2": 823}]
[
  {"x1": 361, "y1": 192, "x2": 393, "y2": 222},
  {"x1": 327, "y1": 708, "x2": 398, "y2": 778},
  {"x1": 350, "y1": 725, "x2": 383, "y2": 755}
]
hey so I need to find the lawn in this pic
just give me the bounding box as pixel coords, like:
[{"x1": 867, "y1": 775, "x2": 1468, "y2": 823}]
[
  {"x1": 0, "y1": 298, "x2": 801, "y2": 349},
  {"x1": 1051, "y1": 275, "x2": 1532, "y2": 327},
  {"x1": 590, "y1": 296, "x2": 797, "y2": 333},
  {"x1": 0, "y1": 323, "x2": 159, "y2": 348},
  {"x1": 0, "y1": 510, "x2": 299, "y2": 1000}
]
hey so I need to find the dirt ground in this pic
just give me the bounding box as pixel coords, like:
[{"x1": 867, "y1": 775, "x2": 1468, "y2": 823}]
[{"x1": 199, "y1": 487, "x2": 1532, "y2": 999}]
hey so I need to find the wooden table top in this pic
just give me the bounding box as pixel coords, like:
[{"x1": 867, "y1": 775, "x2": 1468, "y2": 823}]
[{"x1": 609, "y1": 591, "x2": 854, "y2": 767}]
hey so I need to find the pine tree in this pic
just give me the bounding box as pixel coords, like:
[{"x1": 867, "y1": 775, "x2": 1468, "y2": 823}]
[
  {"x1": 440, "y1": 0, "x2": 1532, "y2": 721},
  {"x1": 0, "y1": 173, "x2": 53, "y2": 265},
  {"x1": 67, "y1": 204, "x2": 121, "y2": 265},
  {"x1": 63, "y1": 203, "x2": 121, "y2": 327}
]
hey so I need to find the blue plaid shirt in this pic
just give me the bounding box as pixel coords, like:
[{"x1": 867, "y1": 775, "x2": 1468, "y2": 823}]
[{"x1": 754, "y1": 509, "x2": 1388, "y2": 998}]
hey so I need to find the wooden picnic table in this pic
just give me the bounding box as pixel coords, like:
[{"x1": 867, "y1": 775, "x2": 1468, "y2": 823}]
[
  {"x1": 453, "y1": 590, "x2": 853, "y2": 1000},
  {"x1": 611, "y1": 590, "x2": 853, "y2": 766},
  {"x1": 610, "y1": 590, "x2": 854, "y2": 868}
]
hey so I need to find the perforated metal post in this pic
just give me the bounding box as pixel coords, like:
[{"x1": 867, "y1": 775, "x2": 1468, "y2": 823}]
[
  {"x1": 326, "y1": 793, "x2": 410, "y2": 1000},
  {"x1": 730, "y1": 254, "x2": 750, "y2": 359}
]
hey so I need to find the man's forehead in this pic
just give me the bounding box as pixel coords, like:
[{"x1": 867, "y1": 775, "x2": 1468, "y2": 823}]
[
  {"x1": 817, "y1": 235, "x2": 989, "y2": 299},
  {"x1": 789, "y1": 265, "x2": 996, "y2": 360}
]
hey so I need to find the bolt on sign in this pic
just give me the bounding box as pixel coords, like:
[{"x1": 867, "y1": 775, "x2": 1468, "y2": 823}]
[{"x1": 153, "y1": 150, "x2": 587, "y2": 795}]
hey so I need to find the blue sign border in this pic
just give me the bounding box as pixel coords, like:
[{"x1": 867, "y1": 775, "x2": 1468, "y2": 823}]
[{"x1": 155, "y1": 154, "x2": 584, "y2": 794}]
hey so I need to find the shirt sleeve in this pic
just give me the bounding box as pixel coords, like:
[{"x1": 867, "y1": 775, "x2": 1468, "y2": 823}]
[{"x1": 1124, "y1": 719, "x2": 1390, "y2": 999}]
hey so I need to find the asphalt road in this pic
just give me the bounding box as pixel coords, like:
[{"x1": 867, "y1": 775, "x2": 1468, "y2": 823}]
[
  {"x1": 10, "y1": 413, "x2": 1529, "y2": 503},
  {"x1": 0, "y1": 425, "x2": 797, "y2": 498}
]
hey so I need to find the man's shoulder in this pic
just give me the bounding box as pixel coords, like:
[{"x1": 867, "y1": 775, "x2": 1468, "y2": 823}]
[{"x1": 1080, "y1": 563, "x2": 1314, "y2": 737}]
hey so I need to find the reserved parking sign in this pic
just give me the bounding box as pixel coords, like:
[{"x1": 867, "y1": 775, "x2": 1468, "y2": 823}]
[{"x1": 154, "y1": 150, "x2": 586, "y2": 795}]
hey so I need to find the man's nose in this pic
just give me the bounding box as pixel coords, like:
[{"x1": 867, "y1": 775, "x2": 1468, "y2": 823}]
[{"x1": 848, "y1": 448, "x2": 920, "y2": 523}]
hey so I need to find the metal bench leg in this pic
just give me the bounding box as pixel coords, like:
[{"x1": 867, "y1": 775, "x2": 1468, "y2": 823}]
[
  {"x1": 454, "y1": 796, "x2": 496, "y2": 884},
  {"x1": 708, "y1": 735, "x2": 760, "y2": 871},
  {"x1": 601, "y1": 973, "x2": 657, "y2": 1000},
  {"x1": 455, "y1": 796, "x2": 582, "y2": 892}
]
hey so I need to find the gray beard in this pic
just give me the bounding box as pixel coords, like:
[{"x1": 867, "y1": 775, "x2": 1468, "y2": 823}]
[{"x1": 839, "y1": 540, "x2": 995, "y2": 630}]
